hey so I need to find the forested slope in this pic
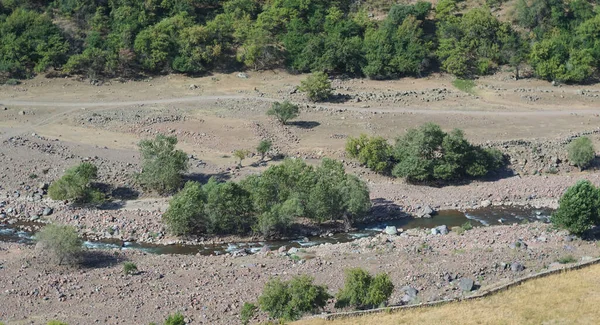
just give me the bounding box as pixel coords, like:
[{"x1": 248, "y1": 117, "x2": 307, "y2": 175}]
[{"x1": 0, "y1": 0, "x2": 599, "y2": 83}]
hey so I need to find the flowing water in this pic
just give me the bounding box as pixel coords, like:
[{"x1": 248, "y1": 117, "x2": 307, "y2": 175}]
[{"x1": 0, "y1": 206, "x2": 552, "y2": 256}]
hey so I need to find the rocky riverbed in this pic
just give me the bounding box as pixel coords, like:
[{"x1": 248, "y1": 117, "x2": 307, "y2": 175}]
[{"x1": 1, "y1": 221, "x2": 598, "y2": 324}]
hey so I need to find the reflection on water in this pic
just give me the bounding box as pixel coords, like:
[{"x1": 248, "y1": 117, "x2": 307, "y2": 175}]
[{"x1": 0, "y1": 206, "x2": 552, "y2": 256}]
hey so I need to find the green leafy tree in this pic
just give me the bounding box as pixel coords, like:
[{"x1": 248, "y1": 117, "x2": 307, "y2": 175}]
[
  {"x1": 137, "y1": 135, "x2": 189, "y2": 194},
  {"x1": 203, "y1": 178, "x2": 255, "y2": 234},
  {"x1": 257, "y1": 139, "x2": 273, "y2": 160},
  {"x1": 233, "y1": 149, "x2": 250, "y2": 166},
  {"x1": 299, "y1": 72, "x2": 332, "y2": 102},
  {"x1": 267, "y1": 101, "x2": 300, "y2": 125},
  {"x1": 568, "y1": 137, "x2": 595, "y2": 170},
  {"x1": 162, "y1": 181, "x2": 205, "y2": 235},
  {"x1": 36, "y1": 224, "x2": 82, "y2": 265},
  {"x1": 335, "y1": 268, "x2": 394, "y2": 309},
  {"x1": 551, "y1": 180, "x2": 600, "y2": 235},
  {"x1": 48, "y1": 162, "x2": 104, "y2": 204},
  {"x1": 259, "y1": 275, "x2": 330, "y2": 321}
]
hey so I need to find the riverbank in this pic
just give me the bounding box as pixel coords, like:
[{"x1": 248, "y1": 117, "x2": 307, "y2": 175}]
[{"x1": 1, "y1": 221, "x2": 599, "y2": 324}]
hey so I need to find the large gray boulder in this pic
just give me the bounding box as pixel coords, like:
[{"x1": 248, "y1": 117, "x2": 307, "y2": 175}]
[
  {"x1": 385, "y1": 226, "x2": 398, "y2": 235},
  {"x1": 436, "y1": 225, "x2": 449, "y2": 235},
  {"x1": 400, "y1": 286, "x2": 419, "y2": 304},
  {"x1": 511, "y1": 262, "x2": 525, "y2": 272}
]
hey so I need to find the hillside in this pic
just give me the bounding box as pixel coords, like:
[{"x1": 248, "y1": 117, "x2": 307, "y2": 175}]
[{"x1": 1, "y1": 0, "x2": 599, "y2": 83}]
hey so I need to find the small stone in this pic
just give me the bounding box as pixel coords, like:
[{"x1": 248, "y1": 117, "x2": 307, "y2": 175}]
[
  {"x1": 385, "y1": 226, "x2": 398, "y2": 235},
  {"x1": 260, "y1": 245, "x2": 271, "y2": 254},
  {"x1": 19, "y1": 110, "x2": 25, "y2": 115},
  {"x1": 237, "y1": 72, "x2": 248, "y2": 79},
  {"x1": 459, "y1": 278, "x2": 474, "y2": 292},
  {"x1": 42, "y1": 207, "x2": 53, "y2": 216},
  {"x1": 435, "y1": 225, "x2": 448, "y2": 235},
  {"x1": 277, "y1": 246, "x2": 287, "y2": 253},
  {"x1": 288, "y1": 247, "x2": 299, "y2": 255},
  {"x1": 511, "y1": 262, "x2": 525, "y2": 272}
]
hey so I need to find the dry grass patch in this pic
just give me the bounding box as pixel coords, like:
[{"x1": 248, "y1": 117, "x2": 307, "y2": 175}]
[{"x1": 297, "y1": 263, "x2": 600, "y2": 325}]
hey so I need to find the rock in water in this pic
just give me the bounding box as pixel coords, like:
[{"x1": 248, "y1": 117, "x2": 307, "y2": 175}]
[
  {"x1": 459, "y1": 278, "x2": 474, "y2": 292},
  {"x1": 385, "y1": 226, "x2": 398, "y2": 235}
]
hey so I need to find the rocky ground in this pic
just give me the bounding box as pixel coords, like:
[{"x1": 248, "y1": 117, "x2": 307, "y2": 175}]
[
  {"x1": 1, "y1": 222, "x2": 598, "y2": 324},
  {"x1": 2, "y1": 70, "x2": 600, "y2": 323}
]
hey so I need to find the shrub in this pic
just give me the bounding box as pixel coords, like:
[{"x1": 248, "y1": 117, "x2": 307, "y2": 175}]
[
  {"x1": 551, "y1": 180, "x2": 600, "y2": 235},
  {"x1": 258, "y1": 275, "x2": 330, "y2": 321},
  {"x1": 47, "y1": 321, "x2": 68, "y2": 325},
  {"x1": 461, "y1": 221, "x2": 473, "y2": 231},
  {"x1": 48, "y1": 162, "x2": 104, "y2": 204},
  {"x1": 241, "y1": 302, "x2": 257, "y2": 325},
  {"x1": 267, "y1": 101, "x2": 300, "y2": 125},
  {"x1": 137, "y1": 135, "x2": 189, "y2": 194},
  {"x1": 123, "y1": 262, "x2": 138, "y2": 275},
  {"x1": 5, "y1": 78, "x2": 20, "y2": 85},
  {"x1": 568, "y1": 137, "x2": 595, "y2": 171},
  {"x1": 346, "y1": 134, "x2": 393, "y2": 173},
  {"x1": 164, "y1": 313, "x2": 185, "y2": 325},
  {"x1": 557, "y1": 255, "x2": 577, "y2": 264},
  {"x1": 298, "y1": 72, "x2": 332, "y2": 102},
  {"x1": 257, "y1": 140, "x2": 273, "y2": 161},
  {"x1": 233, "y1": 149, "x2": 250, "y2": 166},
  {"x1": 335, "y1": 268, "x2": 394, "y2": 309},
  {"x1": 36, "y1": 224, "x2": 82, "y2": 265}
]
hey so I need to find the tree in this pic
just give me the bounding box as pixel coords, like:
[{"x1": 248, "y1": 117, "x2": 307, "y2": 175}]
[
  {"x1": 48, "y1": 162, "x2": 104, "y2": 204},
  {"x1": 203, "y1": 178, "x2": 255, "y2": 234},
  {"x1": 233, "y1": 149, "x2": 250, "y2": 166},
  {"x1": 240, "y1": 302, "x2": 257, "y2": 325},
  {"x1": 335, "y1": 268, "x2": 394, "y2": 309},
  {"x1": 267, "y1": 101, "x2": 300, "y2": 125},
  {"x1": 35, "y1": 224, "x2": 82, "y2": 265},
  {"x1": 137, "y1": 135, "x2": 189, "y2": 194},
  {"x1": 551, "y1": 180, "x2": 600, "y2": 235},
  {"x1": 568, "y1": 137, "x2": 595, "y2": 170},
  {"x1": 299, "y1": 72, "x2": 332, "y2": 102},
  {"x1": 257, "y1": 139, "x2": 272, "y2": 160},
  {"x1": 259, "y1": 275, "x2": 330, "y2": 321},
  {"x1": 162, "y1": 181, "x2": 205, "y2": 235}
]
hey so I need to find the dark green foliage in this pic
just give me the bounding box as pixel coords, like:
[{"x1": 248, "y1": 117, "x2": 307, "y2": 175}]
[
  {"x1": 123, "y1": 262, "x2": 138, "y2": 275},
  {"x1": 163, "y1": 313, "x2": 185, "y2": 325},
  {"x1": 557, "y1": 255, "x2": 577, "y2": 264},
  {"x1": 267, "y1": 101, "x2": 300, "y2": 125},
  {"x1": 299, "y1": 72, "x2": 332, "y2": 102},
  {"x1": 257, "y1": 139, "x2": 273, "y2": 160},
  {"x1": 0, "y1": 9, "x2": 69, "y2": 79},
  {"x1": 258, "y1": 275, "x2": 330, "y2": 321},
  {"x1": 346, "y1": 134, "x2": 393, "y2": 173},
  {"x1": 568, "y1": 137, "x2": 595, "y2": 170},
  {"x1": 335, "y1": 268, "x2": 394, "y2": 309},
  {"x1": 137, "y1": 135, "x2": 189, "y2": 194},
  {"x1": 164, "y1": 158, "x2": 371, "y2": 237},
  {"x1": 48, "y1": 162, "x2": 104, "y2": 204},
  {"x1": 392, "y1": 124, "x2": 505, "y2": 182},
  {"x1": 551, "y1": 180, "x2": 600, "y2": 235},
  {"x1": 240, "y1": 302, "x2": 257, "y2": 325},
  {"x1": 36, "y1": 224, "x2": 82, "y2": 266},
  {"x1": 47, "y1": 321, "x2": 69, "y2": 325}
]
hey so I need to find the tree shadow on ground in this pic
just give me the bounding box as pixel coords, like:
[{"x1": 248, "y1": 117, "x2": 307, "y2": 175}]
[
  {"x1": 80, "y1": 250, "x2": 127, "y2": 269},
  {"x1": 368, "y1": 198, "x2": 407, "y2": 220},
  {"x1": 184, "y1": 171, "x2": 232, "y2": 184},
  {"x1": 288, "y1": 121, "x2": 321, "y2": 129},
  {"x1": 327, "y1": 93, "x2": 353, "y2": 104},
  {"x1": 111, "y1": 187, "x2": 140, "y2": 200}
]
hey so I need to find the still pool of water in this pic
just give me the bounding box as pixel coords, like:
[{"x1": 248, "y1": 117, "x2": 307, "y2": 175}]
[{"x1": 0, "y1": 206, "x2": 552, "y2": 256}]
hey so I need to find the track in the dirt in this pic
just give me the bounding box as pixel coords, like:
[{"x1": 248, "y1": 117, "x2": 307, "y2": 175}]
[{"x1": 2, "y1": 95, "x2": 600, "y2": 117}]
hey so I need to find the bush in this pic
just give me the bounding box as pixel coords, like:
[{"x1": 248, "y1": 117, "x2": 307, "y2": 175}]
[
  {"x1": 568, "y1": 137, "x2": 595, "y2": 170},
  {"x1": 298, "y1": 72, "x2": 332, "y2": 102},
  {"x1": 551, "y1": 180, "x2": 600, "y2": 235},
  {"x1": 267, "y1": 101, "x2": 300, "y2": 125},
  {"x1": 47, "y1": 321, "x2": 68, "y2": 325},
  {"x1": 162, "y1": 181, "x2": 206, "y2": 235},
  {"x1": 164, "y1": 313, "x2": 185, "y2": 325},
  {"x1": 257, "y1": 140, "x2": 273, "y2": 160},
  {"x1": 557, "y1": 255, "x2": 577, "y2": 264},
  {"x1": 233, "y1": 149, "x2": 250, "y2": 166},
  {"x1": 335, "y1": 268, "x2": 394, "y2": 309},
  {"x1": 346, "y1": 134, "x2": 393, "y2": 173},
  {"x1": 137, "y1": 135, "x2": 189, "y2": 194},
  {"x1": 123, "y1": 262, "x2": 138, "y2": 275},
  {"x1": 258, "y1": 275, "x2": 330, "y2": 321},
  {"x1": 240, "y1": 302, "x2": 258, "y2": 325},
  {"x1": 36, "y1": 224, "x2": 82, "y2": 265},
  {"x1": 48, "y1": 162, "x2": 104, "y2": 204},
  {"x1": 5, "y1": 78, "x2": 20, "y2": 85}
]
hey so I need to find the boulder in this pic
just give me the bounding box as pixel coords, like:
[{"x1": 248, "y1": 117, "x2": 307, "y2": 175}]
[
  {"x1": 237, "y1": 72, "x2": 249, "y2": 79},
  {"x1": 511, "y1": 262, "x2": 525, "y2": 272},
  {"x1": 435, "y1": 225, "x2": 448, "y2": 235},
  {"x1": 385, "y1": 226, "x2": 398, "y2": 235},
  {"x1": 260, "y1": 245, "x2": 271, "y2": 254},
  {"x1": 38, "y1": 182, "x2": 49, "y2": 190},
  {"x1": 400, "y1": 286, "x2": 418, "y2": 304},
  {"x1": 42, "y1": 207, "x2": 53, "y2": 216},
  {"x1": 480, "y1": 200, "x2": 492, "y2": 208},
  {"x1": 288, "y1": 247, "x2": 299, "y2": 255},
  {"x1": 431, "y1": 228, "x2": 439, "y2": 235},
  {"x1": 459, "y1": 278, "x2": 474, "y2": 292},
  {"x1": 277, "y1": 246, "x2": 287, "y2": 253}
]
